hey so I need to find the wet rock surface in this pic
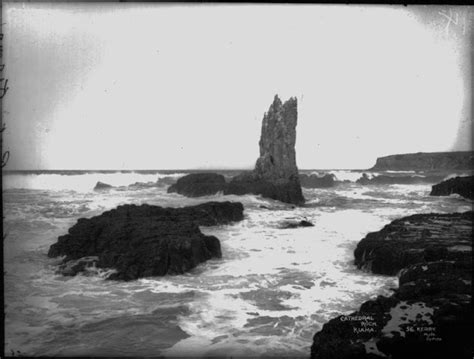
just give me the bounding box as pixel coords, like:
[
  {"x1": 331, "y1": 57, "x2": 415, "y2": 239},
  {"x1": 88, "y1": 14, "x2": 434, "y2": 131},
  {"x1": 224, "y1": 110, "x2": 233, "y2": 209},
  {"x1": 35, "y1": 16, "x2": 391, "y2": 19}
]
[
  {"x1": 280, "y1": 219, "x2": 314, "y2": 229},
  {"x1": 299, "y1": 174, "x2": 336, "y2": 188},
  {"x1": 48, "y1": 202, "x2": 244, "y2": 280},
  {"x1": 354, "y1": 211, "x2": 472, "y2": 275},
  {"x1": 93, "y1": 176, "x2": 179, "y2": 191},
  {"x1": 311, "y1": 211, "x2": 473, "y2": 359},
  {"x1": 224, "y1": 171, "x2": 304, "y2": 205},
  {"x1": 430, "y1": 176, "x2": 474, "y2": 200},
  {"x1": 93, "y1": 181, "x2": 113, "y2": 191},
  {"x1": 56, "y1": 256, "x2": 100, "y2": 276},
  {"x1": 167, "y1": 173, "x2": 227, "y2": 197}
]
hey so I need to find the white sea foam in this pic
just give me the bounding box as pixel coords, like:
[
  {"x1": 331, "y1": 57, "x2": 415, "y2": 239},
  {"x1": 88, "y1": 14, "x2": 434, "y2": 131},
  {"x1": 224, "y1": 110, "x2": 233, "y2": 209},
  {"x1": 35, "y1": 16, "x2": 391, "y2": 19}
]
[
  {"x1": 3, "y1": 171, "x2": 470, "y2": 356},
  {"x1": 328, "y1": 170, "x2": 368, "y2": 182},
  {"x1": 3, "y1": 172, "x2": 186, "y2": 192}
]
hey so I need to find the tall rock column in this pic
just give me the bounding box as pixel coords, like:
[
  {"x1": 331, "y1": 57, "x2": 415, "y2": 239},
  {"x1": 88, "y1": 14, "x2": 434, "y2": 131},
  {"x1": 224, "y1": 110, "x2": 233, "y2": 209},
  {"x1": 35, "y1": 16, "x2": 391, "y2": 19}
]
[
  {"x1": 255, "y1": 95, "x2": 299, "y2": 181},
  {"x1": 225, "y1": 95, "x2": 305, "y2": 205}
]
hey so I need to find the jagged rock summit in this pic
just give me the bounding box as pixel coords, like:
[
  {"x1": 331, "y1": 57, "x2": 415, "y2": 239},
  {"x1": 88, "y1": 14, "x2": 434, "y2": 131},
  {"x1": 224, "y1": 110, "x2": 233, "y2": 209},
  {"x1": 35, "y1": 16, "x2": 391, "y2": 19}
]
[
  {"x1": 167, "y1": 95, "x2": 305, "y2": 205},
  {"x1": 225, "y1": 95, "x2": 305, "y2": 205},
  {"x1": 255, "y1": 95, "x2": 299, "y2": 181}
]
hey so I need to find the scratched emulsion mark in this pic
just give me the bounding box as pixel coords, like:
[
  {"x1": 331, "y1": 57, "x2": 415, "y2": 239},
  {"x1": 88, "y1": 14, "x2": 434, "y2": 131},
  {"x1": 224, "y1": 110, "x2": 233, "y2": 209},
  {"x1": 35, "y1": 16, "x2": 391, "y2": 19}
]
[
  {"x1": 438, "y1": 7, "x2": 469, "y2": 37},
  {"x1": 1, "y1": 20, "x2": 11, "y2": 170}
]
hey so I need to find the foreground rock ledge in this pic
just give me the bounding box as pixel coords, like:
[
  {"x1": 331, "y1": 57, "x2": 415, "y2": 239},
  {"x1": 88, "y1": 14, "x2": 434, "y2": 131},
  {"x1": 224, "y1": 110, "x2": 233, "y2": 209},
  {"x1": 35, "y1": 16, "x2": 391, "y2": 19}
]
[
  {"x1": 311, "y1": 211, "x2": 473, "y2": 359},
  {"x1": 354, "y1": 211, "x2": 472, "y2": 275},
  {"x1": 48, "y1": 201, "x2": 244, "y2": 280}
]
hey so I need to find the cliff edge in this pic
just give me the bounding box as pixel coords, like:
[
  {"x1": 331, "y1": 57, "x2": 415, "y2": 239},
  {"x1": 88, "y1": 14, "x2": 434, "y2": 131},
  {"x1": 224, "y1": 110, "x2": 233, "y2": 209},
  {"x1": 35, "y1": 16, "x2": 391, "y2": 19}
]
[{"x1": 369, "y1": 151, "x2": 473, "y2": 171}]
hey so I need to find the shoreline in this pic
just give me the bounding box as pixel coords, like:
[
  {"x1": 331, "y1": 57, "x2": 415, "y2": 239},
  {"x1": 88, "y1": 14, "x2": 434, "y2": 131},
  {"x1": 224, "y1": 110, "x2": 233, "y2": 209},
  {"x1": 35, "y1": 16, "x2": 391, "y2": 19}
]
[{"x1": 311, "y1": 210, "x2": 473, "y2": 359}]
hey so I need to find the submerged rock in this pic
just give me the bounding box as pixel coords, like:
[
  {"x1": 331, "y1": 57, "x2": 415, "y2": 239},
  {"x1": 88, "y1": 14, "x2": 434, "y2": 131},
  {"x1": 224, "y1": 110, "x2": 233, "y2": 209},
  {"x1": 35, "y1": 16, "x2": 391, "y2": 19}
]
[
  {"x1": 156, "y1": 176, "x2": 179, "y2": 187},
  {"x1": 356, "y1": 173, "x2": 446, "y2": 185},
  {"x1": 299, "y1": 174, "x2": 336, "y2": 188},
  {"x1": 311, "y1": 211, "x2": 473, "y2": 359},
  {"x1": 48, "y1": 201, "x2": 244, "y2": 280},
  {"x1": 430, "y1": 176, "x2": 474, "y2": 200},
  {"x1": 225, "y1": 95, "x2": 305, "y2": 205},
  {"x1": 57, "y1": 256, "x2": 99, "y2": 276},
  {"x1": 93, "y1": 181, "x2": 113, "y2": 191},
  {"x1": 280, "y1": 219, "x2": 314, "y2": 229},
  {"x1": 167, "y1": 173, "x2": 227, "y2": 197},
  {"x1": 127, "y1": 181, "x2": 159, "y2": 189}
]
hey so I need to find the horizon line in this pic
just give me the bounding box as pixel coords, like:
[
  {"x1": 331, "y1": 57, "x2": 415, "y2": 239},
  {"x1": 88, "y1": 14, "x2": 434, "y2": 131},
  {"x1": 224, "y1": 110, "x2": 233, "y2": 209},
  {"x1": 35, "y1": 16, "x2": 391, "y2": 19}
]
[{"x1": 3, "y1": 167, "x2": 371, "y2": 172}]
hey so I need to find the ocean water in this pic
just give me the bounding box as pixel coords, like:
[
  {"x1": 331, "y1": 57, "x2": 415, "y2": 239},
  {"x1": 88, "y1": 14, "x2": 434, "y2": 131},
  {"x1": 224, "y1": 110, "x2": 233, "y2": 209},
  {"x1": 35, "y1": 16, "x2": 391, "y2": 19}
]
[{"x1": 3, "y1": 170, "x2": 472, "y2": 357}]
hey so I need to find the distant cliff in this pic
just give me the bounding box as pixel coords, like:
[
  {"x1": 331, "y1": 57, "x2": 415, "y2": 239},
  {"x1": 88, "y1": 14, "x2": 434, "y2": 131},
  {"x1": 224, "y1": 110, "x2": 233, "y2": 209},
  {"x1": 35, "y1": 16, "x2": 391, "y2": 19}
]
[{"x1": 370, "y1": 151, "x2": 474, "y2": 171}]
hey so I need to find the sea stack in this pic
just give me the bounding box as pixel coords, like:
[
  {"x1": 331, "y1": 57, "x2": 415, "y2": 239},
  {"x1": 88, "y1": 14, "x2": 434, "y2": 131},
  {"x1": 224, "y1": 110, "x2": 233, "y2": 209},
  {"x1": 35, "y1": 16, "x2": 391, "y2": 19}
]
[
  {"x1": 225, "y1": 95, "x2": 305, "y2": 205},
  {"x1": 255, "y1": 95, "x2": 300, "y2": 182}
]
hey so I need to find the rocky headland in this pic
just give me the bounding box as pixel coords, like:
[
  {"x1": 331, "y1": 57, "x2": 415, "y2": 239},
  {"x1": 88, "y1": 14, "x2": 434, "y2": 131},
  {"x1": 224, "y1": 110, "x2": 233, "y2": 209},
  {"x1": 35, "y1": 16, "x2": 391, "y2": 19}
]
[
  {"x1": 311, "y1": 211, "x2": 473, "y2": 359},
  {"x1": 167, "y1": 95, "x2": 305, "y2": 205},
  {"x1": 369, "y1": 151, "x2": 473, "y2": 171},
  {"x1": 430, "y1": 176, "x2": 474, "y2": 200},
  {"x1": 48, "y1": 201, "x2": 244, "y2": 280}
]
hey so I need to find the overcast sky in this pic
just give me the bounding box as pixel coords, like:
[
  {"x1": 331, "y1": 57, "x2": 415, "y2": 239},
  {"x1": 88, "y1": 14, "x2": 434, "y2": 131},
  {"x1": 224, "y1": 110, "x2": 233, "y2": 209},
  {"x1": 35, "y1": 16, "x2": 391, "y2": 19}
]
[{"x1": 3, "y1": 4, "x2": 473, "y2": 170}]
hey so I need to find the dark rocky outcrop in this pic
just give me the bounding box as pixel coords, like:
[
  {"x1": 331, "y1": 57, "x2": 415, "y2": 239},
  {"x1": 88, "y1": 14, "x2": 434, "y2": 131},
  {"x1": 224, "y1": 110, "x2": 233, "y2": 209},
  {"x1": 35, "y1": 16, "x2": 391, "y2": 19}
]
[
  {"x1": 354, "y1": 211, "x2": 472, "y2": 275},
  {"x1": 430, "y1": 176, "x2": 474, "y2": 200},
  {"x1": 224, "y1": 171, "x2": 304, "y2": 205},
  {"x1": 280, "y1": 219, "x2": 314, "y2": 229},
  {"x1": 167, "y1": 173, "x2": 227, "y2": 197},
  {"x1": 311, "y1": 211, "x2": 473, "y2": 359},
  {"x1": 48, "y1": 201, "x2": 244, "y2": 280},
  {"x1": 93, "y1": 181, "x2": 113, "y2": 191},
  {"x1": 369, "y1": 151, "x2": 474, "y2": 171},
  {"x1": 356, "y1": 173, "x2": 446, "y2": 185},
  {"x1": 299, "y1": 174, "x2": 336, "y2": 188},
  {"x1": 224, "y1": 95, "x2": 305, "y2": 205}
]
